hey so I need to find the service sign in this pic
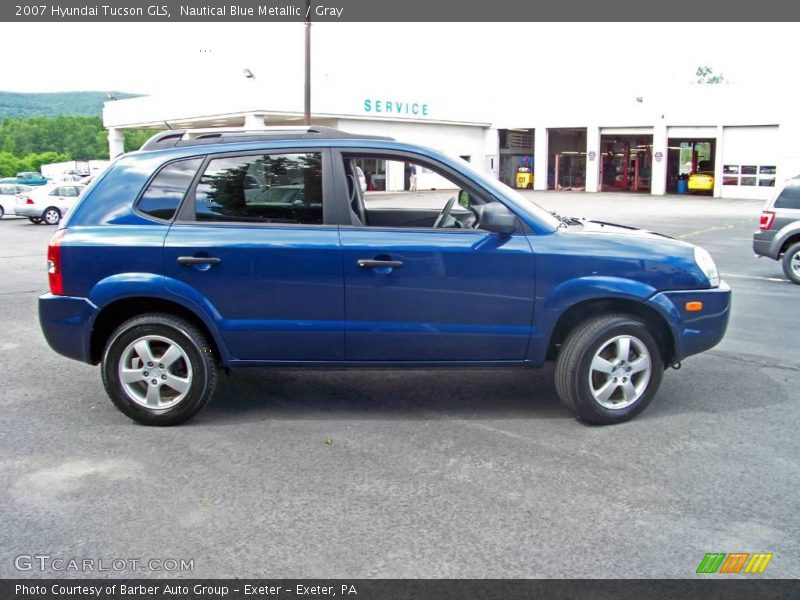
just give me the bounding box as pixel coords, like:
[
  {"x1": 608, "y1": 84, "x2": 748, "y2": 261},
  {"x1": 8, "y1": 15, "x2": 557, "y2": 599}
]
[{"x1": 363, "y1": 99, "x2": 429, "y2": 117}]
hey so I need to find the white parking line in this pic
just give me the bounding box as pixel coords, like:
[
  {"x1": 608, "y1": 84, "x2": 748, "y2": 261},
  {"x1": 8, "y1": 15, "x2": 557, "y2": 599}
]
[{"x1": 722, "y1": 273, "x2": 789, "y2": 283}]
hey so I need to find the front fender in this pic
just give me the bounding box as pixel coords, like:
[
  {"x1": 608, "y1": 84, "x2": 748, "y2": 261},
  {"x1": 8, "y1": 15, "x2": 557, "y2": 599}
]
[
  {"x1": 527, "y1": 276, "x2": 657, "y2": 363},
  {"x1": 542, "y1": 276, "x2": 657, "y2": 313},
  {"x1": 88, "y1": 273, "x2": 232, "y2": 363}
]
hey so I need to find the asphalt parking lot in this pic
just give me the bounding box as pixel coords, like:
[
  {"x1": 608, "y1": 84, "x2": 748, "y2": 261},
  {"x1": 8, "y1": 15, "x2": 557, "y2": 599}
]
[{"x1": 0, "y1": 192, "x2": 798, "y2": 579}]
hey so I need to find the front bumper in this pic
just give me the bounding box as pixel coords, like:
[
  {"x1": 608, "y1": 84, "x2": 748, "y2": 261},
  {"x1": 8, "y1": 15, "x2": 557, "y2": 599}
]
[
  {"x1": 39, "y1": 293, "x2": 98, "y2": 364},
  {"x1": 645, "y1": 282, "x2": 731, "y2": 362},
  {"x1": 13, "y1": 205, "x2": 42, "y2": 218},
  {"x1": 752, "y1": 229, "x2": 779, "y2": 259}
]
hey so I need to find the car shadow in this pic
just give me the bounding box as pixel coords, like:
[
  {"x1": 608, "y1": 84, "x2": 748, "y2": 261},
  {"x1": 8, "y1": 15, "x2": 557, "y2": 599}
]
[{"x1": 198, "y1": 364, "x2": 571, "y2": 425}]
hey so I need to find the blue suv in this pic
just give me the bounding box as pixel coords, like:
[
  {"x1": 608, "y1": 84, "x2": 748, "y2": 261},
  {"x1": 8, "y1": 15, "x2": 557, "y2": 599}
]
[{"x1": 39, "y1": 127, "x2": 731, "y2": 425}]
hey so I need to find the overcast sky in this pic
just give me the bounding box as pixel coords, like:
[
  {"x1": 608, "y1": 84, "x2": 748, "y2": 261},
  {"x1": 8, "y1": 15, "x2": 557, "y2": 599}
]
[{"x1": 0, "y1": 22, "x2": 791, "y2": 103}]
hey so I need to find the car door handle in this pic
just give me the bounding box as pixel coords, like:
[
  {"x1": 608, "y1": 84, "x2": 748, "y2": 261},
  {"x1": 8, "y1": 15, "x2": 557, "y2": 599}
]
[
  {"x1": 357, "y1": 259, "x2": 404, "y2": 269},
  {"x1": 177, "y1": 256, "x2": 222, "y2": 266}
]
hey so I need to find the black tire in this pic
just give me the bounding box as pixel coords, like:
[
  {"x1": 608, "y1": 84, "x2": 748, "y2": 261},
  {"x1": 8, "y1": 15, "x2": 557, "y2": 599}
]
[
  {"x1": 555, "y1": 313, "x2": 664, "y2": 425},
  {"x1": 781, "y1": 242, "x2": 800, "y2": 285},
  {"x1": 28, "y1": 217, "x2": 42, "y2": 224},
  {"x1": 102, "y1": 313, "x2": 218, "y2": 425},
  {"x1": 42, "y1": 206, "x2": 61, "y2": 225},
  {"x1": 0, "y1": 205, "x2": 4, "y2": 219}
]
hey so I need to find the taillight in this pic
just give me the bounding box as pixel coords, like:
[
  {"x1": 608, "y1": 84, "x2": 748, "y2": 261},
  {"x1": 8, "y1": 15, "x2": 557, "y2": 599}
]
[
  {"x1": 47, "y1": 229, "x2": 66, "y2": 295},
  {"x1": 759, "y1": 210, "x2": 776, "y2": 231},
  {"x1": 25, "y1": 197, "x2": 34, "y2": 204}
]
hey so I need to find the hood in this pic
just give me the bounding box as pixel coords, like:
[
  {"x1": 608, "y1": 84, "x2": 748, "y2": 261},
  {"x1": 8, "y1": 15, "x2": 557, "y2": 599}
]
[{"x1": 578, "y1": 219, "x2": 675, "y2": 240}]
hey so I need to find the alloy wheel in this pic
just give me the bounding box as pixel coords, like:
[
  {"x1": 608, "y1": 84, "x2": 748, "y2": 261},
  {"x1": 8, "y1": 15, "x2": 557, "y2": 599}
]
[
  {"x1": 588, "y1": 334, "x2": 652, "y2": 410},
  {"x1": 118, "y1": 335, "x2": 193, "y2": 410}
]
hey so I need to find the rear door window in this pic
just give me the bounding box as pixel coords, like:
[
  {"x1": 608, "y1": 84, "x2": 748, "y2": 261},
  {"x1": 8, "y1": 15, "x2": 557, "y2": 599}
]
[{"x1": 193, "y1": 152, "x2": 323, "y2": 225}]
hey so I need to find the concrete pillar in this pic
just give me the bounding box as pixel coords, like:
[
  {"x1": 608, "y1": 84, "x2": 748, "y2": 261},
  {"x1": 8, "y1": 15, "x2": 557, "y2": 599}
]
[
  {"x1": 713, "y1": 125, "x2": 724, "y2": 198},
  {"x1": 386, "y1": 160, "x2": 404, "y2": 192},
  {"x1": 243, "y1": 113, "x2": 266, "y2": 129},
  {"x1": 585, "y1": 126, "x2": 601, "y2": 192},
  {"x1": 651, "y1": 123, "x2": 668, "y2": 196},
  {"x1": 484, "y1": 128, "x2": 499, "y2": 178},
  {"x1": 108, "y1": 127, "x2": 125, "y2": 159},
  {"x1": 533, "y1": 127, "x2": 548, "y2": 191}
]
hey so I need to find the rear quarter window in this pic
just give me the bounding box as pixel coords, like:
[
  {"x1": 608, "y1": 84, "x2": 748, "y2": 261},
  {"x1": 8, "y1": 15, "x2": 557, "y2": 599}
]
[
  {"x1": 774, "y1": 180, "x2": 800, "y2": 209},
  {"x1": 137, "y1": 158, "x2": 203, "y2": 221}
]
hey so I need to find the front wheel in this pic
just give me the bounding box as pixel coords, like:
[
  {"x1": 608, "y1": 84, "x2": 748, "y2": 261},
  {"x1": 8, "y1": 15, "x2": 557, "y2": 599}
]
[
  {"x1": 555, "y1": 313, "x2": 663, "y2": 424},
  {"x1": 782, "y1": 242, "x2": 800, "y2": 284},
  {"x1": 102, "y1": 313, "x2": 218, "y2": 425},
  {"x1": 42, "y1": 207, "x2": 61, "y2": 225}
]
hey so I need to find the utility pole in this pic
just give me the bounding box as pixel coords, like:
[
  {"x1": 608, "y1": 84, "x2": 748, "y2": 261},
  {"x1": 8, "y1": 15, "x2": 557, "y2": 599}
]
[{"x1": 304, "y1": 0, "x2": 311, "y2": 125}]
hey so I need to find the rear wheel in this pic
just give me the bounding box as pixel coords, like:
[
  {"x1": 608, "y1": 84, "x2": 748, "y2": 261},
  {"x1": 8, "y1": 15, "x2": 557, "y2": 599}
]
[
  {"x1": 0, "y1": 205, "x2": 4, "y2": 219},
  {"x1": 782, "y1": 242, "x2": 800, "y2": 284},
  {"x1": 102, "y1": 313, "x2": 218, "y2": 425},
  {"x1": 555, "y1": 313, "x2": 663, "y2": 424},
  {"x1": 42, "y1": 207, "x2": 61, "y2": 225}
]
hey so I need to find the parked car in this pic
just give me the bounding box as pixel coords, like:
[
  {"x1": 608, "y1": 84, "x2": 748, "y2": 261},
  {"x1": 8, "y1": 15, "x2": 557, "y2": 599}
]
[
  {"x1": 0, "y1": 171, "x2": 49, "y2": 186},
  {"x1": 39, "y1": 127, "x2": 731, "y2": 426},
  {"x1": 753, "y1": 175, "x2": 800, "y2": 284},
  {"x1": 13, "y1": 184, "x2": 86, "y2": 225},
  {"x1": 687, "y1": 160, "x2": 715, "y2": 193},
  {"x1": 687, "y1": 171, "x2": 714, "y2": 192},
  {"x1": 0, "y1": 183, "x2": 32, "y2": 218}
]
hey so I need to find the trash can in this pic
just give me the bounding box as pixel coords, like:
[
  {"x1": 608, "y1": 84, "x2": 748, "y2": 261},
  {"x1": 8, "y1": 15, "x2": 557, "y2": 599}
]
[{"x1": 677, "y1": 179, "x2": 688, "y2": 195}]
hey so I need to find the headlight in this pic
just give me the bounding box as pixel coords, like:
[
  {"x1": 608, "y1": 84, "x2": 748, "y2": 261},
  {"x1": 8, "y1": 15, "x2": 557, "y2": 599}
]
[{"x1": 694, "y1": 246, "x2": 720, "y2": 288}]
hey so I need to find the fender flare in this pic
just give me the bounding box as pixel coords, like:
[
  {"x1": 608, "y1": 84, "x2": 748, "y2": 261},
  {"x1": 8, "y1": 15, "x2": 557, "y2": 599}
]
[
  {"x1": 530, "y1": 276, "x2": 666, "y2": 363},
  {"x1": 87, "y1": 273, "x2": 232, "y2": 363}
]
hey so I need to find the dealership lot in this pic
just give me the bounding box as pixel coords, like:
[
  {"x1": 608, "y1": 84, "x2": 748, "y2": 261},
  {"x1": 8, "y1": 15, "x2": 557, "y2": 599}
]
[{"x1": 0, "y1": 192, "x2": 797, "y2": 578}]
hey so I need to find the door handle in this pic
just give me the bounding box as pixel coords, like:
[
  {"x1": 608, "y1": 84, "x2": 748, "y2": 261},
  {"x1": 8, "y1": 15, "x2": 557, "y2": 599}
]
[
  {"x1": 177, "y1": 256, "x2": 222, "y2": 266},
  {"x1": 357, "y1": 259, "x2": 404, "y2": 269}
]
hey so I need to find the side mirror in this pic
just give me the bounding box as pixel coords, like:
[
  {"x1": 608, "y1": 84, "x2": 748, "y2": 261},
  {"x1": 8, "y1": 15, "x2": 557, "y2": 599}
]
[{"x1": 479, "y1": 202, "x2": 517, "y2": 235}]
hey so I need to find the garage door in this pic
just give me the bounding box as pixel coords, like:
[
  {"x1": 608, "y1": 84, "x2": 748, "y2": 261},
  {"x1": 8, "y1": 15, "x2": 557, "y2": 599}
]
[{"x1": 721, "y1": 126, "x2": 779, "y2": 199}]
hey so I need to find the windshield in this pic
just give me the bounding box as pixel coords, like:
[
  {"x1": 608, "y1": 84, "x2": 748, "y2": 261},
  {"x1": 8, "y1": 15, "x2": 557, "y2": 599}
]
[{"x1": 452, "y1": 156, "x2": 560, "y2": 231}]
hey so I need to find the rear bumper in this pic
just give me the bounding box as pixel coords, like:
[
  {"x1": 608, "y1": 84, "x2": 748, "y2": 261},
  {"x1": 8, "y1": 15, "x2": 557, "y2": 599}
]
[
  {"x1": 13, "y1": 205, "x2": 42, "y2": 218},
  {"x1": 645, "y1": 282, "x2": 732, "y2": 362},
  {"x1": 39, "y1": 293, "x2": 98, "y2": 364},
  {"x1": 752, "y1": 230, "x2": 779, "y2": 259}
]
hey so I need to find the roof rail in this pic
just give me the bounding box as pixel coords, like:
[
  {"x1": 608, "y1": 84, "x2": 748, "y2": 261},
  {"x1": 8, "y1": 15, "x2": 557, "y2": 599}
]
[{"x1": 139, "y1": 126, "x2": 393, "y2": 151}]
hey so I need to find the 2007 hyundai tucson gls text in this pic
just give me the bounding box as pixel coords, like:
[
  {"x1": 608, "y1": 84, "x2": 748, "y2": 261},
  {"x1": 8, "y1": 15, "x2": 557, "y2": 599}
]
[{"x1": 38, "y1": 127, "x2": 731, "y2": 425}]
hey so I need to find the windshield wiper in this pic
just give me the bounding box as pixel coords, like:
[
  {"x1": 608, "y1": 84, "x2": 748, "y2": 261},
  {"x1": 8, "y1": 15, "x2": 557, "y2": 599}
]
[{"x1": 550, "y1": 211, "x2": 583, "y2": 228}]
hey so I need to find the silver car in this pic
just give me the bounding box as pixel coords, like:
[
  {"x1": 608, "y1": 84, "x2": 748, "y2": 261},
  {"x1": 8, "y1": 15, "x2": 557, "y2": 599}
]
[
  {"x1": 753, "y1": 176, "x2": 800, "y2": 284},
  {"x1": 0, "y1": 183, "x2": 32, "y2": 219},
  {"x1": 13, "y1": 184, "x2": 86, "y2": 225}
]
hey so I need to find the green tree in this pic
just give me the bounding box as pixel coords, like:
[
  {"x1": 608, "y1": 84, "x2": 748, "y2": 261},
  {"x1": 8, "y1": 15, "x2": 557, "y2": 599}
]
[
  {"x1": 0, "y1": 151, "x2": 24, "y2": 177},
  {"x1": 696, "y1": 66, "x2": 725, "y2": 84},
  {"x1": 124, "y1": 129, "x2": 160, "y2": 152}
]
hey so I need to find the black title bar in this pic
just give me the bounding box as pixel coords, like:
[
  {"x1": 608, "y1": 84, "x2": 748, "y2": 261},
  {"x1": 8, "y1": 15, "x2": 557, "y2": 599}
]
[
  {"x1": 3, "y1": 0, "x2": 800, "y2": 21},
  {"x1": 3, "y1": 579, "x2": 800, "y2": 600}
]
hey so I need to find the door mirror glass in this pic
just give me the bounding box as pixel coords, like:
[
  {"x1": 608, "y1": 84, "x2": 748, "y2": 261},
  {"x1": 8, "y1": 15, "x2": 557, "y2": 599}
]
[{"x1": 479, "y1": 202, "x2": 517, "y2": 234}]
